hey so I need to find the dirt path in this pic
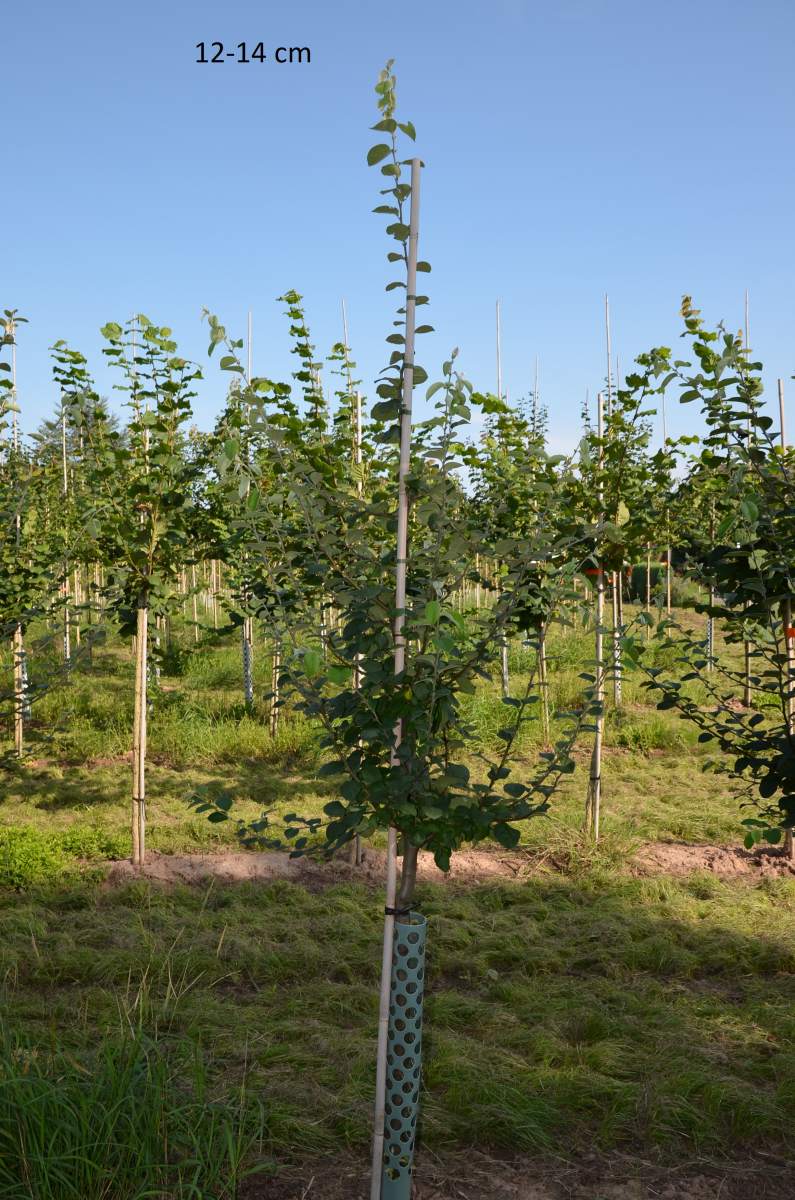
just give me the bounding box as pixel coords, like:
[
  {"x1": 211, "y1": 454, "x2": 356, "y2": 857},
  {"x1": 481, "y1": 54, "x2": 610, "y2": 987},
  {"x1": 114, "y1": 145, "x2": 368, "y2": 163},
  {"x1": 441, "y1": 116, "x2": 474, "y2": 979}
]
[
  {"x1": 242, "y1": 1147, "x2": 792, "y2": 1199},
  {"x1": 105, "y1": 838, "x2": 795, "y2": 889}
]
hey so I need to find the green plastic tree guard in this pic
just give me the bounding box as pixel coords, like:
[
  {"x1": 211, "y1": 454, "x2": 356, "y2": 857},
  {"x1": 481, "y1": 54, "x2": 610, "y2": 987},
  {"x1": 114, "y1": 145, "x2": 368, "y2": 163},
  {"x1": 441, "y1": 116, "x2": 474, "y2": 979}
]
[{"x1": 381, "y1": 912, "x2": 427, "y2": 1199}]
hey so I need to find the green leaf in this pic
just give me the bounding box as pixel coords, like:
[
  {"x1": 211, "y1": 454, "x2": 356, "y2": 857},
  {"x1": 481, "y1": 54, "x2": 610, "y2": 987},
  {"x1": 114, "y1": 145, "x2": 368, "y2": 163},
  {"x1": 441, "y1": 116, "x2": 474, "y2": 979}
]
[
  {"x1": 371, "y1": 399, "x2": 400, "y2": 422},
  {"x1": 424, "y1": 600, "x2": 440, "y2": 624},
  {"x1": 303, "y1": 650, "x2": 324, "y2": 677},
  {"x1": 493, "y1": 823, "x2": 520, "y2": 848},
  {"x1": 318, "y1": 761, "x2": 345, "y2": 778},
  {"x1": 367, "y1": 144, "x2": 391, "y2": 165}
]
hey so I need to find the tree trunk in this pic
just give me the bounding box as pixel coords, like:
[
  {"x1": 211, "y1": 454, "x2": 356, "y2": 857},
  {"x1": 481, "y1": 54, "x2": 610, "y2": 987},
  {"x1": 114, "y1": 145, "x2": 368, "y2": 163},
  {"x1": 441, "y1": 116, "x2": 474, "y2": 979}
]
[
  {"x1": 269, "y1": 636, "x2": 281, "y2": 736},
  {"x1": 396, "y1": 843, "x2": 419, "y2": 911},
  {"x1": 743, "y1": 625, "x2": 753, "y2": 707}
]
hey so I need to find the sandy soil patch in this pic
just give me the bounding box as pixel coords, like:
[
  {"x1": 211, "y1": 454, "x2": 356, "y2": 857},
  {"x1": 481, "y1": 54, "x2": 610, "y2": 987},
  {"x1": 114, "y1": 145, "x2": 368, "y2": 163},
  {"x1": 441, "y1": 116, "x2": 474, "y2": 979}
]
[
  {"x1": 105, "y1": 845, "x2": 530, "y2": 889},
  {"x1": 105, "y1": 837, "x2": 795, "y2": 890},
  {"x1": 634, "y1": 841, "x2": 795, "y2": 878}
]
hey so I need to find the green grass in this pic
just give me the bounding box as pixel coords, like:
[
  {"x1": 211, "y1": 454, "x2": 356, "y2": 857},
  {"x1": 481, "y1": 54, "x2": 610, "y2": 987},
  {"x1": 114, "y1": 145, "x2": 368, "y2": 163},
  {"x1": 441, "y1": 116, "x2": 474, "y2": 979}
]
[
  {"x1": 0, "y1": 608, "x2": 792, "y2": 1188},
  {"x1": 0, "y1": 1028, "x2": 268, "y2": 1199},
  {"x1": 1, "y1": 872, "x2": 794, "y2": 1173},
  {"x1": 0, "y1": 610, "x2": 755, "y2": 866}
]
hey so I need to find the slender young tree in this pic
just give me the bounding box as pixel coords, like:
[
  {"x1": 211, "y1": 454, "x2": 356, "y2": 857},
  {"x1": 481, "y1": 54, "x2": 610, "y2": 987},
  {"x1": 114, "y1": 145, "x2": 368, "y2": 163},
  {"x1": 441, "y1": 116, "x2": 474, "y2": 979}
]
[
  {"x1": 633, "y1": 300, "x2": 795, "y2": 858},
  {"x1": 62, "y1": 321, "x2": 202, "y2": 864},
  {"x1": 192, "y1": 64, "x2": 590, "y2": 1200}
]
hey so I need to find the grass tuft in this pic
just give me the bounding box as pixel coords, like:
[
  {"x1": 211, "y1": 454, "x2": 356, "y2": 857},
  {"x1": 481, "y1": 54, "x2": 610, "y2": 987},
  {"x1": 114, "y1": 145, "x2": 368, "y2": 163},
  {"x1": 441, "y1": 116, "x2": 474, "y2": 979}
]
[{"x1": 0, "y1": 1029, "x2": 268, "y2": 1199}]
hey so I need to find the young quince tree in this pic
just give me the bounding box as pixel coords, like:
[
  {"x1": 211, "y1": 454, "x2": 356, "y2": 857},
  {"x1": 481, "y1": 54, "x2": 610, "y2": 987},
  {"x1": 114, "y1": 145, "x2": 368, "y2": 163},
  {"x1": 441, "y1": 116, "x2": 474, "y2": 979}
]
[
  {"x1": 66, "y1": 318, "x2": 203, "y2": 864},
  {"x1": 633, "y1": 300, "x2": 795, "y2": 857},
  {"x1": 193, "y1": 63, "x2": 592, "y2": 1200}
]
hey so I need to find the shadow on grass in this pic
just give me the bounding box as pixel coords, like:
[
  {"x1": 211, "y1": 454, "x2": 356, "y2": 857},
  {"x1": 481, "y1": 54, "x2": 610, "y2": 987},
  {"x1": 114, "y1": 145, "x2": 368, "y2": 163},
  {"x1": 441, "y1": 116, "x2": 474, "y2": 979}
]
[
  {"x1": 1, "y1": 867, "x2": 794, "y2": 1185},
  {"x1": 0, "y1": 758, "x2": 338, "y2": 818}
]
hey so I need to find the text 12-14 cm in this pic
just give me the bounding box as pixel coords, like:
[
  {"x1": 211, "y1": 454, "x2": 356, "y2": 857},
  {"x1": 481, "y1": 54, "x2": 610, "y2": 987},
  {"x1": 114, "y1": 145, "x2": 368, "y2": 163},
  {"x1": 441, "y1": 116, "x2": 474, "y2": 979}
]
[{"x1": 196, "y1": 43, "x2": 311, "y2": 64}]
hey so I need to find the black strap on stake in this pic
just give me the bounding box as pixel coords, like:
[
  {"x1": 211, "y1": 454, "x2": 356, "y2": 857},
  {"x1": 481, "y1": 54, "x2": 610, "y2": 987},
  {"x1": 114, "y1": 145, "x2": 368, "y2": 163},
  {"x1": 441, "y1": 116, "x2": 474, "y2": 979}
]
[{"x1": 385, "y1": 905, "x2": 413, "y2": 918}]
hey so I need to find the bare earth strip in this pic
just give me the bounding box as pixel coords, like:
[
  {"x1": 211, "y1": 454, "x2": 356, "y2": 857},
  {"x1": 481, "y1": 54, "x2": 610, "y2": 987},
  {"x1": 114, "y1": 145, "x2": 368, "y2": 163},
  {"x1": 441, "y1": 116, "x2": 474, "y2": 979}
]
[
  {"x1": 105, "y1": 840, "x2": 795, "y2": 889},
  {"x1": 240, "y1": 1147, "x2": 792, "y2": 1200}
]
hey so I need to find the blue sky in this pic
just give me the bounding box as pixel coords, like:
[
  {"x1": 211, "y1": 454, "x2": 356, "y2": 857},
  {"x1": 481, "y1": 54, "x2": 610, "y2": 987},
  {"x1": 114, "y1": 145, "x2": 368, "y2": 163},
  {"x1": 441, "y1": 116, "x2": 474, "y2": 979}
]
[{"x1": 5, "y1": 0, "x2": 795, "y2": 452}]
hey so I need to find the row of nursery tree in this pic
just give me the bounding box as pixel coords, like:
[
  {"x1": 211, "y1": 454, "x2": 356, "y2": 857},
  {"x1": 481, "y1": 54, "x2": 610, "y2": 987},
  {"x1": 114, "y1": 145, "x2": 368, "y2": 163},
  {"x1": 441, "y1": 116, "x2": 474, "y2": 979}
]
[
  {"x1": 3, "y1": 292, "x2": 792, "y2": 842},
  {"x1": 2, "y1": 60, "x2": 795, "y2": 1200}
]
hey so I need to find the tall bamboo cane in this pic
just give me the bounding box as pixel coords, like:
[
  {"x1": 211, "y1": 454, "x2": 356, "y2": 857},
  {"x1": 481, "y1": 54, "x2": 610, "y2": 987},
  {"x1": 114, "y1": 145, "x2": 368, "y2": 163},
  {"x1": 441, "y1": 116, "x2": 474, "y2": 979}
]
[
  {"x1": 742, "y1": 291, "x2": 753, "y2": 705},
  {"x1": 586, "y1": 392, "x2": 606, "y2": 839},
  {"x1": 777, "y1": 379, "x2": 795, "y2": 861},
  {"x1": 496, "y1": 300, "x2": 509, "y2": 696},
  {"x1": 132, "y1": 590, "x2": 148, "y2": 865},
  {"x1": 8, "y1": 319, "x2": 25, "y2": 756},
  {"x1": 371, "y1": 156, "x2": 421, "y2": 1200},
  {"x1": 605, "y1": 296, "x2": 622, "y2": 706},
  {"x1": 707, "y1": 504, "x2": 715, "y2": 673},
  {"x1": 61, "y1": 399, "x2": 71, "y2": 664},
  {"x1": 242, "y1": 311, "x2": 255, "y2": 707},
  {"x1": 191, "y1": 563, "x2": 199, "y2": 643},
  {"x1": 130, "y1": 319, "x2": 149, "y2": 866},
  {"x1": 343, "y1": 298, "x2": 364, "y2": 866}
]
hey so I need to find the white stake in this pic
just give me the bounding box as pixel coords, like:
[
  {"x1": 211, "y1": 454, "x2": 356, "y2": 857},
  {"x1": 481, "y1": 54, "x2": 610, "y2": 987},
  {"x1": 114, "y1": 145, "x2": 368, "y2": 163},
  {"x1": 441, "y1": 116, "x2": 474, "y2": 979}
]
[
  {"x1": 495, "y1": 301, "x2": 509, "y2": 694},
  {"x1": 342, "y1": 298, "x2": 364, "y2": 865},
  {"x1": 242, "y1": 311, "x2": 254, "y2": 707},
  {"x1": 605, "y1": 296, "x2": 622, "y2": 703},
  {"x1": 605, "y1": 295, "x2": 613, "y2": 418},
  {"x1": 778, "y1": 379, "x2": 795, "y2": 860},
  {"x1": 586, "y1": 392, "x2": 606, "y2": 839},
  {"x1": 61, "y1": 398, "x2": 71, "y2": 664},
  {"x1": 496, "y1": 300, "x2": 503, "y2": 402},
  {"x1": 371, "y1": 156, "x2": 421, "y2": 1200},
  {"x1": 742, "y1": 292, "x2": 752, "y2": 704},
  {"x1": 8, "y1": 319, "x2": 25, "y2": 755},
  {"x1": 533, "y1": 355, "x2": 539, "y2": 431}
]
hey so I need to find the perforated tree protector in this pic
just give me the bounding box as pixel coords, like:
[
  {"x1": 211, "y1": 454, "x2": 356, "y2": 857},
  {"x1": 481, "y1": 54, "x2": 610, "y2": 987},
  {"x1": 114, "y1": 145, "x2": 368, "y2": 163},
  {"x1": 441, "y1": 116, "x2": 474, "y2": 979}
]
[{"x1": 381, "y1": 912, "x2": 427, "y2": 1199}]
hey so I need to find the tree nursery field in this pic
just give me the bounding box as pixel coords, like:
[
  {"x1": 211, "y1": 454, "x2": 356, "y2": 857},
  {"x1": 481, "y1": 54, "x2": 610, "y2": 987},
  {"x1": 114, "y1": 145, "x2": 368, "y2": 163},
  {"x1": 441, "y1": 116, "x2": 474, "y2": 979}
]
[{"x1": 2, "y1": 63, "x2": 795, "y2": 1200}]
